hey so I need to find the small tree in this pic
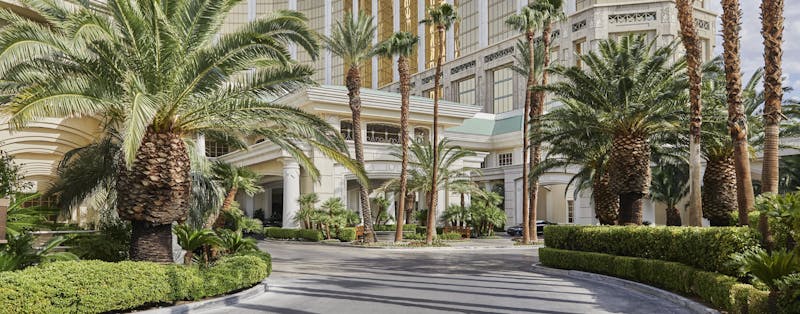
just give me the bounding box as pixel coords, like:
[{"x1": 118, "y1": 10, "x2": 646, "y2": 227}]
[
  {"x1": 173, "y1": 224, "x2": 219, "y2": 265},
  {"x1": 294, "y1": 193, "x2": 319, "y2": 229}
]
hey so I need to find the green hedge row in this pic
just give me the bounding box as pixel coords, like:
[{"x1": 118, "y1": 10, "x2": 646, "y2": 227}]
[
  {"x1": 337, "y1": 227, "x2": 357, "y2": 242},
  {"x1": 373, "y1": 224, "x2": 417, "y2": 232},
  {"x1": 263, "y1": 227, "x2": 344, "y2": 242},
  {"x1": 539, "y1": 248, "x2": 769, "y2": 313},
  {"x1": 0, "y1": 254, "x2": 270, "y2": 314},
  {"x1": 543, "y1": 225, "x2": 759, "y2": 275},
  {"x1": 263, "y1": 227, "x2": 298, "y2": 239}
]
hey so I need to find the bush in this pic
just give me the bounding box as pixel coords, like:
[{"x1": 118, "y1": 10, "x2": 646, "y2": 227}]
[
  {"x1": 0, "y1": 255, "x2": 269, "y2": 314},
  {"x1": 439, "y1": 232, "x2": 463, "y2": 241},
  {"x1": 415, "y1": 226, "x2": 444, "y2": 235},
  {"x1": 544, "y1": 225, "x2": 759, "y2": 275},
  {"x1": 373, "y1": 224, "x2": 418, "y2": 232},
  {"x1": 297, "y1": 229, "x2": 323, "y2": 242},
  {"x1": 403, "y1": 233, "x2": 426, "y2": 241},
  {"x1": 70, "y1": 222, "x2": 131, "y2": 262},
  {"x1": 337, "y1": 227, "x2": 357, "y2": 242},
  {"x1": 539, "y1": 248, "x2": 769, "y2": 313},
  {"x1": 263, "y1": 227, "x2": 297, "y2": 239}
]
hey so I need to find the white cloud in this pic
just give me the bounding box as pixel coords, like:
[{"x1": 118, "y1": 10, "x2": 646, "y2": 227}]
[{"x1": 709, "y1": 1, "x2": 800, "y2": 98}]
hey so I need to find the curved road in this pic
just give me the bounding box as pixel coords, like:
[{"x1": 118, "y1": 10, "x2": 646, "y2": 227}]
[{"x1": 200, "y1": 241, "x2": 693, "y2": 314}]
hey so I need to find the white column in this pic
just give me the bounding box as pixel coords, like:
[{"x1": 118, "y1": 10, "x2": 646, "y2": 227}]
[
  {"x1": 371, "y1": 0, "x2": 379, "y2": 89},
  {"x1": 386, "y1": 192, "x2": 397, "y2": 223},
  {"x1": 196, "y1": 133, "x2": 206, "y2": 157},
  {"x1": 288, "y1": 0, "x2": 298, "y2": 59},
  {"x1": 417, "y1": 0, "x2": 426, "y2": 72},
  {"x1": 282, "y1": 159, "x2": 301, "y2": 228},
  {"x1": 324, "y1": 0, "x2": 333, "y2": 85},
  {"x1": 264, "y1": 188, "x2": 272, "y2": 220},
  {"x1": 244, "y1": 194, "x2": 255, "y2": 217},
  {"x1": 478, "y1": 0, "x2": 488, "y2": 49},
  {"x1": 516, "y1": 0, "x2": 526, "y2": 12},
  {"x1": 248, "y1": 0, "x2": 256, "y2": 21}
]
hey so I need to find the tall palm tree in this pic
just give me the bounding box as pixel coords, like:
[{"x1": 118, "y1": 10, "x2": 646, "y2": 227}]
[
  {"x1": 759, "y1": 0, "x2": 784, "y2": 248},
  {"x1": 375, "y1": 32, "x2": 418, "y2": 243},
  {"x1": 528, "y1": 0, "x2": 563, "y2": 237},
  {"x1": 322, "y1": 12, "x2": 378, "y2": 243},
  {"x1": 420, "y1": 3, "x2": 457, "y2": 245},
  {"x1": 536, "y1": 35, "x2": 686, "y2": 225},
  {"x1": 651, "y1": 163, "x2": 689, "y2": 226},
  {"x1": 721, "y1": 0, "x2": 755, "y2": 226},
  {"x1": 676, "y1": 0, "x2": 704, "y2": 227},
  {"x1": 0, "y1": 1, "x2": 358, "y2": 262},
  {"x1": 506, "y1": 5, "x2": 542, "y2": 244},
  {"x1": 204, "y1": 161, "x2": 263, "y2": 228}
]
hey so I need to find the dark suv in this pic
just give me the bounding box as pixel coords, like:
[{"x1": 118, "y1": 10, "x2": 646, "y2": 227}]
[{"x1": 506, "y1": 220, "x2": 556, "y2": 236}]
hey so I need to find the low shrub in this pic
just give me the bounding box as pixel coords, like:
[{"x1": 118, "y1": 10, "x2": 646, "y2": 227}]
[
  {"x1": 373, "y1": 224, "x2": 418, "y2": 232},
  {"x1": 543, "y1": 225, "x2": 759, "y2": 275},
  {"x1": 297, "y1": 229, "x2": 323, "y2": 242},
  {"x1": 415, "y1": 226, "x2": 444, "y2": 235},
  {"x1": 539, "y1": 248, "x2": 769, "y2": 313},
  {"x1": 0, "y1": 255, "x2": 269, "y2": 314},
  {"x1": 337, "y1": 227, "x2": 357, "y2": 242},
  {"x1": 263, "y1": 227, "x2": 297, "y2": 239},
  {"x1": 439, "y1": 232, "x2": 463, "y2": 241},
  {"x1": 403, "y1": 233, "x2": 426, "y2": 241},
  {"x1": 70, "y1": 222, "x2": 130, "y2": 262}
]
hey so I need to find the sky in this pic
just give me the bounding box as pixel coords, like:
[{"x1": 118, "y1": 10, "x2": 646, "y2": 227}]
[{"x1": 708, "y1": 1, "x2": 800, "y2": 100}]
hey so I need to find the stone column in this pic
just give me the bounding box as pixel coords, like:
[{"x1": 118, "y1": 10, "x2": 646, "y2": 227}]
[
  {"x1": 196, "y1": 133, "x2": 206, "y2": 157},
  {"x1": 264, "y1": 188, "x2": 272, "y2": 220},
  {"x1": 282, "y1": 159, "x2": 301, "y2": 228}
]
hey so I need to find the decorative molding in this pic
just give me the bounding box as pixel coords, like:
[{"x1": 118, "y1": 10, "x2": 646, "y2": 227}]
[
  {"x1": 572, "y1": 20, "x2": 587, "y2": 32},
  {"x1": 694, "y1": 18, "x2": 710, "y2": 30},
  {"x1": 484, "y1": 46, "x2": 515, "y2": 63},
  {"x1": 608, "y1": 12, "x2": 657, "y2": 24},
  {"x1": 421, "y1": 73, "x2": 442, "y2": 84},
  {"x1": 533, "y1": 30, "x2": 561, "y2": 44},
  {"x1": 450, "y1": 60, "x2": 476, "y2": 75}
]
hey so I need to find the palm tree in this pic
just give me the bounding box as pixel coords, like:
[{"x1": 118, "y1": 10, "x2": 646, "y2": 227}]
[
  {"x1": 294, "y1": 193, "x2": 319, "y2": 229},
  {"x1": 506, "y1": 5, "x2": 542, "y2": 244},
  {"x1": 173, "y1": 224, "x2": 218, "y2": 265},
  {"x1": 531, "y1": 103, "x2": 617, "y2": 225},
  {"x1": 760, "y1": 0, "x2": 784, "y2": 248},
  {"x1": 0, "y1": 1, "x2": 358, "y2": 262},
  {"x1": 322, "y1": 12, "x2": 378, "y2": 243},
  {"x1": 205, "y1": 161, "x2": 263, "y2": 228},
  {"x1": 420, "y1": 2, "x2": 458, "y2": 245},
  {"x1": 651, "y1": 163, "x2": 689, "y2": 226},
  {"x1": 675, "y1": 0, "x2": 704, "y2": 227},
  {"x1": 528, "y1": 0, "x2": 563, "y2": 238},
  {"x1": 375, "y1": 32, "x2": 418, "y2": 243},
  {"x1": 721, "y1": 0, "x2": 756, "y2": 227},
  {"x1": 536, "y1": 35, "x2": 686, "y2": 225}
]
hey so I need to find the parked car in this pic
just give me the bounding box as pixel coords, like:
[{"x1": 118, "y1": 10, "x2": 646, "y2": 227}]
[{"x1": 506, "y1": 220, "x2": 556, "y2": 236}]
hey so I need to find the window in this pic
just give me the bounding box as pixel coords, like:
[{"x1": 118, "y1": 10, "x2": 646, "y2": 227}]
[
  {"x1": 424, "y1": 86, "x2": 442, "y2": 100},
  {"x1": 568, "y1": 200, "x2": 575, "y2": 223},
  {"x1": 487, "y1": 1, "x2": 516, "y2": 45},
  {"x1": 414, "y1": 127, "x2": 430, "y2": 142},
  {"x1": 574, "y1": 40, "x2": 586, "y2": 68},
  {"x1": 456, "y1": 77, "x2": 476, "y2": 105},
  {"x1": 498, "y1": 152, "x2": 513, "y2": 166},
  {"x1": 367, "y1": 123, "x2": 401, "y2": 144},
  {"x1": 340, "y1": 120, "x2": 355, "y2": 141},
  {"x1": 206, "y1": 141, "x2": 230, "y2": 157},
  {"x1": 492, "y1": 67, "x2": 514, "y2": 113}
]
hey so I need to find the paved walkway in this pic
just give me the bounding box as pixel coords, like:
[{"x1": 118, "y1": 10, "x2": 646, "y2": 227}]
[{"x1": 199, "y1": 241, "x2": 694, "y2": 314}]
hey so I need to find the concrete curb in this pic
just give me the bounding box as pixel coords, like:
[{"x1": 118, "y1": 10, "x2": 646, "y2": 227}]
[
  {"x1": 133, "y1": 280, "x2": 269, "y2": 314},
  {"x1": 261, "y1": 239, "x2": 537, "y2": 250},
  {"x1": 530, "y1": 264, "x2": 719, "y2": 314}
]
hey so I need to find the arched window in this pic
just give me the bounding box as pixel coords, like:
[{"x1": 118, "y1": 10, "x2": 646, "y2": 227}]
[
  {"x1": 366, "y1": 123, "x2": 400, "y2": 144},
  {"x1": 340, "y1": 121, "x2": 354, "y2": 141},
  {"x1": 414, "y1": 127, "x2": 430, "y2": 142}
]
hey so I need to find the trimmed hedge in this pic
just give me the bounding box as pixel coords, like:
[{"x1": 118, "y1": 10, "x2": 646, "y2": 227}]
[
  {"x1": 337, "y1": 227, "x2": 357, "y2": 242},
  {"x1": 0, "y1": 255, "x2": 270, "y2": 314},
  {"x1": 543, "y1": 225, "x2": 759, "y2": 275},
  {"x1": 297, "y1": 229, "x2": 323, "y2": 242},
  {"x1": 373, "y1": 224, "x2": 418, "y2": 232},
  {"x1": 539, "y1": 248, "x2": 769, "y2": 313},
  {"x1": 263, "y1": 227, "x2": 297, "y2": 239},
  {"x1": 439, "y1": 232, "x2": 463, "y2": 240}
]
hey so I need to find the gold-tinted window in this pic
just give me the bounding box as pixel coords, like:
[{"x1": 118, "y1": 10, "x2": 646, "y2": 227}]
[
  {"x1": 400, "y1": 0, "x2": 419, "y2": 75},
  {"x1": 488, "y1": 1, "x2": 516, "y2": 45},
  {"x1": 378, "y1": 3, "x2": 395, "y2": 87},
  {"x1": 492, "y1": 67, "x2": 514, "y2": 113}
]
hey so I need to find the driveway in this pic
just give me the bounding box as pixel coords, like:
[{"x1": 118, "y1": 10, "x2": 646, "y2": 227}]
[{"x1": 199, "y1": 241, "x2": 693, "y2": 314}]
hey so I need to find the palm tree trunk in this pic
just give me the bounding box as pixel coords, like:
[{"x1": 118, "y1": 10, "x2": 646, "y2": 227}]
[
  {"x1": 520, "y1": 31, "x2": 534, "y2": 245},
  {"x1": 130, "y1": 221, "x2": 173, "y2": 263},
  {"x1": 609, "y1": 135, "x2": 650, "y2": 225},
  {"x1": 346, "y1": 66, "x2": 376, "y2": 243},
  {"x1": 405, "y1": 193, "x2": 414, "y2": 224},
  {"x1": 666, "y1": 206, "x2": 682, "y2": 226},
  {"x1": 117, "y1": 129, "x2": 190, "y2": 262},
  {"x1": 396, "y1": 57, "x2": 411, "y2": 242},
  {"x1": 530, "y1": 23, "x2": 553, "y2": 241},
  {"x1": 760, "y1": 0, "x2": 783, "y2": 249},
  {"x1": 427, "y1": 26, "x2": 445, "y2": 245},
  {"x1": 592, "y1": 172, "x2": 618, "y2": 225},
  {"x1": 677, "y1": 0, "x2": 704, "y2": 227},
  {"x1": 184, "y1": 251, "x2": 193, "y2": 265},
  {"x1": 205, "y1": 187, "x2": 238, "y2": 229},
  {"x1": 722, "y1": 0, "x2": 755, "y2": 227},
  {"x1": 703, "y1": 156, "x2": 737, "y2": 226}
]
